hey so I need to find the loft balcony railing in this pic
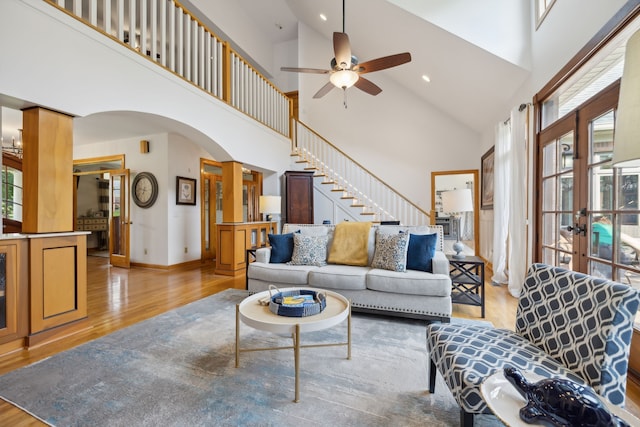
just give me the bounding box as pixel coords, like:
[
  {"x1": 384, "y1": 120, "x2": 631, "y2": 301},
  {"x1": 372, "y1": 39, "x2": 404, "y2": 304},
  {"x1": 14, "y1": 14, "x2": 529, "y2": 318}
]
[
  {"x1": 293, "y1": 120, "x2": 430, "y2": 226},
  {"x1": 46, "y1": 0, "x2": 291, "y2": 138}
]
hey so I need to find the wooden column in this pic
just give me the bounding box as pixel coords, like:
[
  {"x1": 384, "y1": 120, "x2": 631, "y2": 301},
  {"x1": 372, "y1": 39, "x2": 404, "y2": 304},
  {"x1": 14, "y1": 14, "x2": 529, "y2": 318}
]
[
  {"x1": 20, "y1": 107, "x2": 89, "y2": 347},
  {"x1": 222, "y1": 161, "x2": 243, "y2": 223},
  {"x1": 22, "y1": 107, "x2": 74, "y2": 233}
]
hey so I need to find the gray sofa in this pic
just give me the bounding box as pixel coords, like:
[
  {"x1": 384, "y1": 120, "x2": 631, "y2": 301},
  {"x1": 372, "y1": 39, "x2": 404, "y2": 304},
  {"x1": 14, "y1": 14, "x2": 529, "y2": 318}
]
[{"x1": 247, "y1": 223, "x2": 452, "y2": 321}]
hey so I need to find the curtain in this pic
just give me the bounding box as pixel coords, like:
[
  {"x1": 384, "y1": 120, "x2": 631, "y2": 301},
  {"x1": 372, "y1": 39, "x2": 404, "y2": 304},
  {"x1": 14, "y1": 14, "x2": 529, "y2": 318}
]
[
  {"x1": 507, "y1": 106, "x2": 530, "y2": 297},
  {"x1": 492, "y1": 121, "x2": 511, "y2": 284}
]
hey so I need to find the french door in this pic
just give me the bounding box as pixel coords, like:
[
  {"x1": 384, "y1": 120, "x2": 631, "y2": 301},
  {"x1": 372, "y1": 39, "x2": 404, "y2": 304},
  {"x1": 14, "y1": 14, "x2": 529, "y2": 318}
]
[
  {"x1": 109, "y1": 169, "x2": 130, "y2": 268},
  {"x1": 538, "y1": 82, "x2": 640, "y2": 286},
  {"x1": 201, "y1": 172, "x2": 223, "y2": 261}
]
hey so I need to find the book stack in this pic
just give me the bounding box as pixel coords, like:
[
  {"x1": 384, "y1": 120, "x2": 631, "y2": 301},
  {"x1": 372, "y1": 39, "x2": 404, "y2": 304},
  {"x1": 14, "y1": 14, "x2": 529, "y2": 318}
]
[{"x1": 281, "y1": 295, "x2": 316, "y2": 307}]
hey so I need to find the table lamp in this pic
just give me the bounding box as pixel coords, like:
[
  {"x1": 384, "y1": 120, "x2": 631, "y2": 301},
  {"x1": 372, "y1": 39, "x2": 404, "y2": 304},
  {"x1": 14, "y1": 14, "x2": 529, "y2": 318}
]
[
  {"x1": 259, "y1": 195, "x2": 281, "y2": 222},
  {"x1": 441, "y1": 189, "x2": 473, "y2": 259}
]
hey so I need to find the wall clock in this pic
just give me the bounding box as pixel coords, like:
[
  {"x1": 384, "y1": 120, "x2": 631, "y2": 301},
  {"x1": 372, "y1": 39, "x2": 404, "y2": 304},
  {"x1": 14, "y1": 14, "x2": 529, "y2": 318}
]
[{"x1": 132, "y1": 172, "x2": 159, "y2": 208}]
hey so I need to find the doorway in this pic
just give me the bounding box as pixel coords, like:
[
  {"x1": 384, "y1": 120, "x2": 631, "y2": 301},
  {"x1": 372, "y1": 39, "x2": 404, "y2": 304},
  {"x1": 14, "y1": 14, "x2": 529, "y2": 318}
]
[
  {"x1": 537, "y1": 81, "x2": 640, "y2": 283},
  {"x1": 73, "y1": 156, "x2": 129, "y2": 266},
  {"x1": 431, "y1": 170, "x2": 480, "y2": 255}
]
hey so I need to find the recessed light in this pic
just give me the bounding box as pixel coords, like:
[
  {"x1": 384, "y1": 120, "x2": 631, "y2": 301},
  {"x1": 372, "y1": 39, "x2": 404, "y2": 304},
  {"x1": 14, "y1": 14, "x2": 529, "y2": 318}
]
[
  {"x1": 320, "y1": 13, "x2": 327, "y2": 21},
  {"x1": 422, "y1": 75, "x2": 431, "y2": 83}
]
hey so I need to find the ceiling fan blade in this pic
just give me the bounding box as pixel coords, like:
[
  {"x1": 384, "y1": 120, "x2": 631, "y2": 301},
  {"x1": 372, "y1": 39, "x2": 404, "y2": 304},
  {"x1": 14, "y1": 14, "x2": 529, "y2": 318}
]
[
  {"x1": 313, "y1": 81, "x2": 336, "y2": 98},
  {"x1": 354, "y1": 77, "x2": 382, "y2": 96},
  {"x1": 280, "y1": 67, "x2": 331, "y2": 74},
  {"x1": 356, "y1": 52, "x2": 412, "y2": 74},
  {"x1": 333, "y1": 32, "x2": 352, "y2": 69}
]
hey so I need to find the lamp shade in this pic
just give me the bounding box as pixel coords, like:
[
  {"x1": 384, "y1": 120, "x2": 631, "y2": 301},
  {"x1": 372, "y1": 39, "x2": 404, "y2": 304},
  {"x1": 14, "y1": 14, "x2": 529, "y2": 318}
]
[
  {"x1": 613, "y1": 29, "x2": 640, "y2": 168},
  {"x1": 441, "y1": 189, "x2": 473, "y2": 214},
  {"x1": 259, "y1": 195, "x2": 281, "y2": 215}
]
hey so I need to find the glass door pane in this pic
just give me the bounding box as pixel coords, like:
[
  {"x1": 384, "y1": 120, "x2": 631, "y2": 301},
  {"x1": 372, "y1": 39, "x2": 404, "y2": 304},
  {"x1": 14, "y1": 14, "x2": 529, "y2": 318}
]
[
  {"x1": 586, "y1": 109, "x2": 640, "y2": 282},
  {"x1": 110, "y1": 170, "x2": 130, "y2": 268},
  {"x1": 204, "y1": 177, "x2": 210, "y2": 253},
  {"x1": 539, "y1": 115, "x2": 576, "y2": 270}
]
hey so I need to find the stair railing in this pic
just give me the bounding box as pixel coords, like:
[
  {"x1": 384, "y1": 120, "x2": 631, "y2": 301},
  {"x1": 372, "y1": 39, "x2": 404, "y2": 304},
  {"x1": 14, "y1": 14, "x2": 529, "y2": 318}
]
[
  {"x1": 45, "y1": 0, "x2": 291, "y2": 138},
  {"x1": 294, "y1": 120, "x2": 431, "y2": 225}
]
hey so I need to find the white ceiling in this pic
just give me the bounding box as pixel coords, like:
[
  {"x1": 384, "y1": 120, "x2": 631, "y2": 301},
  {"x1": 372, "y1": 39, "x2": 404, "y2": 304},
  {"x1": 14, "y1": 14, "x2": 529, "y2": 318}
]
[{"x1": 1, "y1": 0, "x2": 531, "y2": 147}]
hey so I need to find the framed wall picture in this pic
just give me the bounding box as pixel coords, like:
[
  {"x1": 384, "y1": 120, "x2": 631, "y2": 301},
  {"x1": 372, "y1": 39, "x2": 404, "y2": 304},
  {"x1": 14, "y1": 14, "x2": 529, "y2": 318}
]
[
  {"x1": 176, "y1": 176, "x2": 196, "y2": 205},
  {"x1": 481, "y1": 146, "x2": 495, "y2": 210}
]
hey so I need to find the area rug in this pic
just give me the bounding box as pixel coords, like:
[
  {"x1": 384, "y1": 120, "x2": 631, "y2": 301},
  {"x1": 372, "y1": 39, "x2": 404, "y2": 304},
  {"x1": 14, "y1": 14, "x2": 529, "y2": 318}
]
[{"x1": 0, "y1": 289, "x2": 502, "y2": 426}]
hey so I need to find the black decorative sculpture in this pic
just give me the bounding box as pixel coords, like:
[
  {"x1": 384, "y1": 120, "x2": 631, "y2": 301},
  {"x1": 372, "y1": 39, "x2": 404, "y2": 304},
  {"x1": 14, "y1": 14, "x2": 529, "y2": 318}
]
[{"x1": 503, "y1": 367, "x2": 630, "y2": 427}]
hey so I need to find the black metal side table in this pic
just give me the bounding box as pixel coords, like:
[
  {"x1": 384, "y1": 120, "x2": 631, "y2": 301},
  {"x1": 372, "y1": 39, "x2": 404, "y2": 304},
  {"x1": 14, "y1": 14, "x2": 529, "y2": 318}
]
[{"x1": 447, "y1": 255, "x2": 485, "y2": 318}]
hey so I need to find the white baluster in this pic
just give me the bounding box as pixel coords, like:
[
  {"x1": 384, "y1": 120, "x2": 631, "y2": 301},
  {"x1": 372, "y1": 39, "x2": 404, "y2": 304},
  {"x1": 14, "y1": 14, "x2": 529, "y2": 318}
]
[
  {"x1": 159, "y1": 0, "x2": 166, "y2": 66},
  {"x1": 89, "y1": 0, "x2": 97, "y2": 26},
  {"x1": 141, "y1": 0, "x2": 148, "y2": 57},
  {"x1": 169, "y1": 2, "x2": 176, "y2": 71},
  {"x1": 150, "y1": 0, "x2": 158, "y2": 62},
  {"x1": 117, "y1": 0, "x2": 124, "y2": 42},
  {"x1": 103, "y1": 0, "x2": 111, "y2": 35},
  {"x1": 129, "y1": 0, "x2": 136, "y2": 49},
  {"x1": 73, "y1": 0, "x2": 81, "y2": 16},
  {"x1": 177, "y1": 10, "x2": 184, "y2": 75}
]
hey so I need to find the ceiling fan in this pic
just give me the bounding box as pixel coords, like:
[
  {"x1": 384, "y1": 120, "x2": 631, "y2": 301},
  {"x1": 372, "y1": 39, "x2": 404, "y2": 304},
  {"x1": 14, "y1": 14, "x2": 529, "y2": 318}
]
[{"x1": 281, "y1": 0, "x2": 411, "y2": 107}]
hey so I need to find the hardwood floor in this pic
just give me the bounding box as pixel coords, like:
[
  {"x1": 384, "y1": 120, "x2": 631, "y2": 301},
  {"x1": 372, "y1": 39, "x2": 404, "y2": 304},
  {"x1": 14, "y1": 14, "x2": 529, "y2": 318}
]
[{"x1": 0, "y1": 256, "x2": 638, "y2": 424}]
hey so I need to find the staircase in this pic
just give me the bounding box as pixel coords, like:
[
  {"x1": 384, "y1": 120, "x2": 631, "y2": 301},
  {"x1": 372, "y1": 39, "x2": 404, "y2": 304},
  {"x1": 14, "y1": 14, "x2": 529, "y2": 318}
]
[{"x1": 291, "y1": 120, "x2": 430, "y2": 225}]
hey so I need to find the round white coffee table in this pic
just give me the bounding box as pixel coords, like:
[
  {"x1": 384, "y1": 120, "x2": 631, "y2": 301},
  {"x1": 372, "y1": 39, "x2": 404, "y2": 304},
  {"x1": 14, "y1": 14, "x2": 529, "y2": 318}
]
[{"x1": 235, "y1": 287, "x2": 351, "y2": 402}]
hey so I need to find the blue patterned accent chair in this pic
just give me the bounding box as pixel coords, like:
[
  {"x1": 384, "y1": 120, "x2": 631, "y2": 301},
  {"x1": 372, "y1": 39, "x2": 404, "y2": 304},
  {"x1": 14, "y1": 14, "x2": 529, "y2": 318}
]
[{"x1": 426, "y1": 263, "x2": 640, "y2": 427}]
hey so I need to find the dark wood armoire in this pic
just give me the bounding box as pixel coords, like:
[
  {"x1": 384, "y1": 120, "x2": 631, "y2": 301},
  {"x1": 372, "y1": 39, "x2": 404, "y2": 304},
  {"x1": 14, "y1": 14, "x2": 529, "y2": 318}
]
[{"x1": 285, "y1": 171, "x2": 314, "y2": 224}]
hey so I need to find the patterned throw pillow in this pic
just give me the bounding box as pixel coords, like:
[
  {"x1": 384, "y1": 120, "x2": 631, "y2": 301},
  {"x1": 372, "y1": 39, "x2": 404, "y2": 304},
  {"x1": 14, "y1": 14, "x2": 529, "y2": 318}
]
[
  {"x1": 371, "y1": 231, "x2": 410, "y2": 272},
  {"x1": 289, "y1": 234, "x2": 329, "y2": 266}
]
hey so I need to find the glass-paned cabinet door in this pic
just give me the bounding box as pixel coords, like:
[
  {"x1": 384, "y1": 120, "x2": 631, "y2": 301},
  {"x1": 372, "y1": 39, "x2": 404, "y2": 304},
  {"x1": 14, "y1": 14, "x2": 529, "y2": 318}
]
[{"x1": 0, "y1": 243, "x2": 18, "y2": 338}]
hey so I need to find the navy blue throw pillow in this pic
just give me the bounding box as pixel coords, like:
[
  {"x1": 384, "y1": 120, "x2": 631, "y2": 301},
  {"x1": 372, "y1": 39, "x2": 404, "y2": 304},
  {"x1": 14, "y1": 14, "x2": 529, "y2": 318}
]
[
  {"x1": 406, "y1": 233, "x2": 437, "y2": 272},
  {"x1": 268, "y1": 233, "x2": 295, "y2": 263}
]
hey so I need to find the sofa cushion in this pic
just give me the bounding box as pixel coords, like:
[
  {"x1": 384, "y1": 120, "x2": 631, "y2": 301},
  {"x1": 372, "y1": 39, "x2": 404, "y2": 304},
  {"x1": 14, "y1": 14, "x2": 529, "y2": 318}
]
[
  {"x1": 406, "y1": 233, "x2": 438, "y2": 272},
  {"x1": 367, "y1": 269, "x2": 451, "y2": 297},
  {"x1": 327, "y1": 221, "x2": 372, "y2": 266},
  {"x1": 371, "y1": 230, "x2": 409, "y2": 272},
  {"x1": 247, "y1": 262, "x2": 317, "y2": 285},
  {"x1": 308, "y1": 265, "x2": 369, "y2": 290},
  {"x1": 268, "y1": 233, "x2": 294, "y2": 263},
  {"x1": 289, "y1": 234, "x2": 329, "y2": 266}
]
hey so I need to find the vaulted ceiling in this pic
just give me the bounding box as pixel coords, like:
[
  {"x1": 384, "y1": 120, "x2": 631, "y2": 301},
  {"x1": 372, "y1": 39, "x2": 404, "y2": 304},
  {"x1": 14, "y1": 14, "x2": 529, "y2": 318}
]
[{"x1": 232, "y1": 0, "x2": 532, "y2": 132}]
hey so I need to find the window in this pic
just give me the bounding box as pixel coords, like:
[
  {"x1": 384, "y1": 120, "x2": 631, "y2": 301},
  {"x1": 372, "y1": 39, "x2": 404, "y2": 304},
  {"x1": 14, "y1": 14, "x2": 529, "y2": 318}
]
[
  {"x1": 1, "y1": 161, "x2": 22, "y2": 224},
  {"x1": 540, "y1": 22, "x2": 640, "y2": 130},
  {"x1": 536, "y1": 0, "x2": 557, "y2": 28}
]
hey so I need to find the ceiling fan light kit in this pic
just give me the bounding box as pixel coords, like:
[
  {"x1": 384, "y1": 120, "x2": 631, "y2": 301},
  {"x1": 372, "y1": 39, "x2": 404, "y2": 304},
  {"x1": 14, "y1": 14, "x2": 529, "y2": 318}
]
[
  {"x1": 330, "y1": 69, "x2": 359, "y2": 89},
  {"x1": 281, "y1": 0, "x2": 411, "y2": 107}
]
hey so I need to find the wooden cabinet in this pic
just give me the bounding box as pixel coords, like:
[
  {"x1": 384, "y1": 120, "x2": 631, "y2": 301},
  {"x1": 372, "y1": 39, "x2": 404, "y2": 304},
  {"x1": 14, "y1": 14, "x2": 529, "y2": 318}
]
[
  {"x1": 285, "y1": 171, "x2": 314, "y2": 224},
  {"x1": 0, "y1": 238, "x2": 28, "y2": 355}
]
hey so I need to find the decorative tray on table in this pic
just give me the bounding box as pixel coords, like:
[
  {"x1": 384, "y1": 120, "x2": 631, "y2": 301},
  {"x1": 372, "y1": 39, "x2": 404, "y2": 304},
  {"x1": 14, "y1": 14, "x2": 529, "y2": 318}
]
[{"x1": 268, "y1": 288, "x2": 326, "y2": 317}]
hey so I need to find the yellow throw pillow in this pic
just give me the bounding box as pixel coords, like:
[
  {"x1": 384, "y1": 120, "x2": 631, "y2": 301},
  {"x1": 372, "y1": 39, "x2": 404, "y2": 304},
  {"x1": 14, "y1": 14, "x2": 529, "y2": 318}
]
[{"x1": 327, "y1": 221, "x2": 372, "y2": 266}]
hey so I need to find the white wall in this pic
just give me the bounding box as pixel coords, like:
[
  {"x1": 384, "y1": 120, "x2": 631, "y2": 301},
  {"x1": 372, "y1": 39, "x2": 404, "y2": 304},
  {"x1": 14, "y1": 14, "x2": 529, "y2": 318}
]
[
  {"x1": 74, "y1": 133, "x2": 211, "y2": 266},
  {"x1": 296, "y1": 22, "x2": 482, "y2": 213},
  {"x1": 388, "y1": 0, "x2": 531, "y2": 69}
]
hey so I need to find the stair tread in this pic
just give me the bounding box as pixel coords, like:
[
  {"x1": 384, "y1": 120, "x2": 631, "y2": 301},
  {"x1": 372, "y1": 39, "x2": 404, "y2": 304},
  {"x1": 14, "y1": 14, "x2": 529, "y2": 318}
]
[{"x1": 360, "y1": 212, "x2": 376, "y2": 215}]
